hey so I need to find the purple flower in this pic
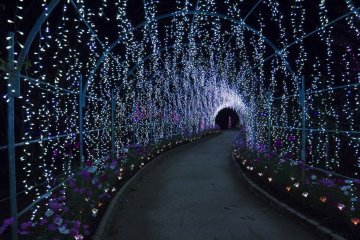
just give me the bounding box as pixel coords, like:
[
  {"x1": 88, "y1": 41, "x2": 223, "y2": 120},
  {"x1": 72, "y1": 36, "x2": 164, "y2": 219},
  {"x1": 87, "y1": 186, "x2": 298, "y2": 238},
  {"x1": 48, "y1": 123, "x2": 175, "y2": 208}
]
[
  {"x1": 2, "y1": 217, "x2": 14, "y2": 227},
  {"x1": 110, "y1": 160, "x2": 118, "y2": 169},
  {"x1": 257, "y1": 143, "x2": 266, "y2": 153},
  {"x1": 101, "y1": 174, "x2": 108, "y2": 181},
  {"x1": 48, "y1": 224, "x2": 58, "y2": 231},
  {"x1": 63, "y1": 206, "x2": 70, "y2": 213},
  {"x1": 0, "y1": 217, "x2": 14, "y2": 234},
  {"x1": 85, "y1": 160, "x2": 93, "y2": 166},
  {"x1": 68, "y1": 178, "x2": 76, "y2": 188},
  {"x1": 283, "y1": 152, "x2": 293, "y2": 159},
  {"x1": 20, "y1": 221, "x2": 32, "y2": 230},
  {"x1": 57, "y1": 195, "x2": 66, "y2": 201},
  {"x1": 274, "y1": 139, "x2": 282, "y2": 148},
  {"x1": 18, "y1": 230, "x2": 30, "y2": 235},
  {"x1": 70, "y1": 228, "x2": 79, "y2": 236},
  {"x1": 39, "y1": 219, "x2": 48, "y2": 226},
  {"x1": 49, "y1": 201, "x2": 62, "y2": 212},
  {"x1": 72, "y1": 220, "x2": 81, "y2": 228},
  {"x1": 287, "y1": 135, "x2": 296, "y2": 142},
  {"x1": 81, "y1": 170, "x2": 91, "y2": 181}
]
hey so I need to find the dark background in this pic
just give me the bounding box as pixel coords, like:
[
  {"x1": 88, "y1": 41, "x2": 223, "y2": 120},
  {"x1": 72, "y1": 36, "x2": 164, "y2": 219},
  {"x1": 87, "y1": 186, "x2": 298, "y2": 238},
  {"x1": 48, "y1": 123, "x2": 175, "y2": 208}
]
[{"x1": 215, "y1": 108, "x2": 240, "y2": 130}]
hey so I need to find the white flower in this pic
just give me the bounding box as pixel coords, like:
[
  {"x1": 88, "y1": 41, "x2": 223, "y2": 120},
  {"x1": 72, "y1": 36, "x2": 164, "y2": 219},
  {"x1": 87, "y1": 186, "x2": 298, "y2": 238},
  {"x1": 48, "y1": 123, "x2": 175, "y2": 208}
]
[
  {"x1": 58, "y1": 225, "x2": 69, "y2": 234},
  {"x1": 45, "y1": 209, "x2": 54, "y2": 217},
  {"x1": 92, "y1": 208, "x2": 98, "y2": 217},
  {"x1": 88, "y1": 166, "x2": 97, "y2": 173},
  {"x1": 74, "y1": 234, "x2": 84, "y2": 240},
  {"x1": 53, "y1": 217, "x2": 63, "y2": 226}
]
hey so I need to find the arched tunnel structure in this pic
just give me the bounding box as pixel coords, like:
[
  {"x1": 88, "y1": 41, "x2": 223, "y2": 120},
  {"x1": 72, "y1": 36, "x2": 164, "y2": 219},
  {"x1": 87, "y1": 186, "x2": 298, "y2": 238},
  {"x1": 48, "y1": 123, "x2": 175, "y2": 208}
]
[{"x1": 0, "y1": 0, "x2": 359, "y2": 239}]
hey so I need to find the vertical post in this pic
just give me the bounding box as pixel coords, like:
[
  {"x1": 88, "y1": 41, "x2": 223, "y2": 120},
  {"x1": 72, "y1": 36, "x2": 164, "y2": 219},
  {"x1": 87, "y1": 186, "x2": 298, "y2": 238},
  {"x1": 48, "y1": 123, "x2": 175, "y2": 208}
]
[
  {"x1": 253, "y1": 111, "x2": 257, "y2": 146},
  {"x1": 79, "y1": 75, "x2": 84, "y2": 168},
  {"x1": 325, "y1": 133, "x2": 329, "y2": 164},
  {"x1": 7, "y1": 32, "x2": 19, "y2": 240},
  {"x1": 133, "y1": 122, "x2": 136, "y2": 144},
  {"x1": 267, "y1": 90, "x2": 271, "y2": 152},
  {"x1": 252, "y1": 98, "x2": 257, "y2": 145},
  {"x1": 111, "y1": 89, "x2": 116, "y2": 161},
  {"x1": 300, "y1": 75, "x2": 306, "y2": 183}
]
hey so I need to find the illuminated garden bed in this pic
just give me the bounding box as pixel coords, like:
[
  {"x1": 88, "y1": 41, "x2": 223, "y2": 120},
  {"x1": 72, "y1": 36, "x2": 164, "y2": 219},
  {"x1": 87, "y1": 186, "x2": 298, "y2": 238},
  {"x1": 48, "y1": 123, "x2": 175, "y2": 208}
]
[
  {"x1": 0, "y1": 129, "x2": 218, "y2": 240},
  {"x1": 232, "y1": 134, "x2": 360, "y2": 240}
]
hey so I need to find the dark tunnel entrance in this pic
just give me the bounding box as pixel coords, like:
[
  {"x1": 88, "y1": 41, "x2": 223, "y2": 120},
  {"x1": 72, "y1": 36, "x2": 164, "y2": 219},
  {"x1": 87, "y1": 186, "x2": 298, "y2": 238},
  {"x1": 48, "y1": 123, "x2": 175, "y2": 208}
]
[{"x1": 215, "y1": 108, "x2": 240, "y2": 130}]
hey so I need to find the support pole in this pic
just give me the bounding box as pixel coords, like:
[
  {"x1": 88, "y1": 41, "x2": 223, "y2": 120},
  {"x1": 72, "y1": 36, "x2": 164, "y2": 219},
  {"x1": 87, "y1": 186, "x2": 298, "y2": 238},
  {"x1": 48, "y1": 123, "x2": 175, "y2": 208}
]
[
  {"x1": 79, "y1": 75, "x2": 84, "y2": 168},
  {"x1": 300, "y1": 75, "x2": 306, "y2": 183},
  {"x1": 111, "y1": 89, "x2": 116, "y2": 161},
  {"x1": 267, "y1": 90, "x2": 271, "y2": 152},
  {"x1": 253, "y1": 99, "x2": 257, "y2": 145},
  {"x1": 253, "y1": 112, "x2": 257, "y2": 146},
  {"x1": 7, "y1": 32, "x2": 19, "y2": 240}
]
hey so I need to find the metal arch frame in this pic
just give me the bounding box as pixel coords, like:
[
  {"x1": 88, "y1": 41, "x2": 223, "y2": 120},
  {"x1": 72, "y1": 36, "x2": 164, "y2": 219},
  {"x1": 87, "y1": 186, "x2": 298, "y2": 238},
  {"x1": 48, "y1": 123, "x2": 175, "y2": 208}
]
[
  {"x1": 17, "y1": 0, "x2": 118, "y2": 70},
  {"x1": 242, "y1": 5, "x2": 360, "y2": 77},
  {"x1": 16, "y1": 1, "x2": 359, "y2": 99},
  {"x1": 17, "y1": 0, "x2": 61, "y2": 66},
  {"x1": 82, "y1": 10, "x2": 297, "y2": 98},
  {"x1": 223, "y1": 0, "x2": 263, "y2": 47},
  {"x1": 126, "y1": 42, "x2": 248, "y2": 78}
]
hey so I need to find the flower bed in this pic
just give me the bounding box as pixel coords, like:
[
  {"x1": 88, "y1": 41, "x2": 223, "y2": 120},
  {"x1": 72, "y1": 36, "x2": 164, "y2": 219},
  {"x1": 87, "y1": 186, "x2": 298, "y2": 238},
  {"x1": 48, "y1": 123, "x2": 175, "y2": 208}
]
[
  {"x1": 232, "y1": 133, "x2": 360, "y2": 240},
  {"x1": 0, "y1": 129, "x2": 219, "y2": 240}
]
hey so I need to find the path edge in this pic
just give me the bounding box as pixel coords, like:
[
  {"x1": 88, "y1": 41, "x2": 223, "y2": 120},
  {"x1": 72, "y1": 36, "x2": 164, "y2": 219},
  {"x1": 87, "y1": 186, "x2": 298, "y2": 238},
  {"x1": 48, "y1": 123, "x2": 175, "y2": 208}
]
[
  {"x1": 92, "y1": 132, "x2": 220, "y2": 240},
  {"x1": 231, "y1": 153, "x2": 347, "y2": 240}
]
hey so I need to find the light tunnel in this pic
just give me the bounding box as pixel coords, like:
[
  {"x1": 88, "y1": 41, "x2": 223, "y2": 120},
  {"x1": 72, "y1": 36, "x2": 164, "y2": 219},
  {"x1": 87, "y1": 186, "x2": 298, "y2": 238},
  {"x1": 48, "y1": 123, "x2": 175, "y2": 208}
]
[{"x1": 0, "y1": 0, "x2": 359, "y2": 239}]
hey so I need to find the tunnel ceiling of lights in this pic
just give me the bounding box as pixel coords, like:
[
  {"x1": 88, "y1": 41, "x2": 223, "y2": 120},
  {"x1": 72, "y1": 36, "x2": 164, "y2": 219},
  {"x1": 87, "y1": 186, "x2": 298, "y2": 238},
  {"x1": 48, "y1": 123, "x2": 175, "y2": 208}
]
[{"x1": 1, "y1": 0, "x2": 360, "y2": 227}]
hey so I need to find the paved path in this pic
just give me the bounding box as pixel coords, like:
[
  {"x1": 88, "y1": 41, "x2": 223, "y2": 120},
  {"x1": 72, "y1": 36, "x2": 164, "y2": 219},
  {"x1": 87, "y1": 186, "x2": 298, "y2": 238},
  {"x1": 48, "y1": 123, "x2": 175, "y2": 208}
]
[{"x1": 106, "y1": 131, "x2": 319, "y2": 240}]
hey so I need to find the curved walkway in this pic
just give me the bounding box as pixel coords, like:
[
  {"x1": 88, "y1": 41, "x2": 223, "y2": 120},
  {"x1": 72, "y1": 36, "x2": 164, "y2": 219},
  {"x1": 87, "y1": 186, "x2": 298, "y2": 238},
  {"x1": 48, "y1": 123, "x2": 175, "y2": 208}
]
[{"x1": 106, "y1": 131, "x2": 319, "y2": 240}]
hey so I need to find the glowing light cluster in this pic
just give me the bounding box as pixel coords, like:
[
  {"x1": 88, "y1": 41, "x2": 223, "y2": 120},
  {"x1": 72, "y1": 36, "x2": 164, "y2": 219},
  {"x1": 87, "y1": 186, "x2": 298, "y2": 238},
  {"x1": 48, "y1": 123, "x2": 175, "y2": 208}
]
[{"x1": 1, "y1": 0, "x2": 359, "y2": 232}]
